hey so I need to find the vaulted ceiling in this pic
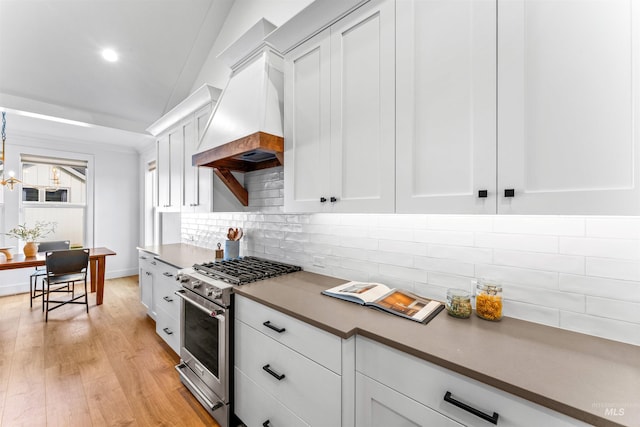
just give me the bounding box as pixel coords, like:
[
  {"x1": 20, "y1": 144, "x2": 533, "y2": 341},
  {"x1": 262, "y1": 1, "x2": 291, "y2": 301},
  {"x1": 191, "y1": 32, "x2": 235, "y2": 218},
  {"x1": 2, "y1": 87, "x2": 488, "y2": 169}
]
[{"x1": 0, "y1": 0, "x2": 233, "y2": 149}]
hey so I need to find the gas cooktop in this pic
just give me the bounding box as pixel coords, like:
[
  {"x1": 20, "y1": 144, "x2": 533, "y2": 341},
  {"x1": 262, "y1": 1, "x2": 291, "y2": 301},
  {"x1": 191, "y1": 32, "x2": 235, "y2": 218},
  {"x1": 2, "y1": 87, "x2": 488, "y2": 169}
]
[{"x1": 192, "y1": 256, "x2": 302, "y2": 286}]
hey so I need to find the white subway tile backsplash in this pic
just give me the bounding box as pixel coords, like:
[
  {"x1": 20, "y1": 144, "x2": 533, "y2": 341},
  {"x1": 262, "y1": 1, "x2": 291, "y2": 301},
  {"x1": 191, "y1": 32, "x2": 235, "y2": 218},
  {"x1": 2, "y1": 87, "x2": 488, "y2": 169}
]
[
  {"x1": 426, "y1": 215, "x2": 493, "y2": 232},
  {"x1": 475, "y1": 264, "x2": 559, "y2": 289},
  {"x1": 586, "y1": 217, "x2": 640, "y2": 239},
  {"x1": 368, "y1": 250, "x2": 414, "y2": 268},
  {"x1": 586, "y1": 257, "x2": 640, "y2": 281},
  {"x1": 413, "y1": 283, "x2": 449, "y2": 302},
  {"x1": 368, "y1": 226, "x2": 416, "y2": 240},
  {"x1": 503, "y1": 284, "x2": 585, "y2": 312},
  {"x1": 560, "y1": 311, "x2": 640, "y2": 346},
  {"x1": 179, "y1": 171, "x2": 640, "y2": 345},
  {"x1": 586, "y1": 297, "x2": 640, "y2": 323},
  {"x1": 413, "y1": 229, "x2": 474, "y2": 246},
  {"x1": 413, "y1": 256, "x2": 475, "y2": 277},
  {"x1": 338, "y1": 236, "x2": 379, "y2": 251},
  {"x1": 560, "y1": 237, "x2": 640, "y2": 260},
  {"x1": 475, "y1": 232, "x2": 558, "y2": 253},
  {"x1": 333, "y1": 246, "x2": 370, "y2": 261},
  {"x1": 493, "y1": 215, "x2": 585, "y2": 236},
  {"x1": 378, "y1": 214, "x2": 427, "y2": 229},
  {"x1": 378, "y1": 239, "x2": 427, "y2": 256},
  {"x1": 426, "y1": 272, "x2": 474, "y2": 291},
  {"x1": 492, "y1": 250, "x2": 584, "y2": 275},
  {"x1": 428, "y1": 245, "x2": 492, "y2": 264},
  {"x1": 378, "y1": 264, "x2": 427, "y2": 283},
  {"x1": 502, "y1": 300, "x2": 560, "y2": 327}
]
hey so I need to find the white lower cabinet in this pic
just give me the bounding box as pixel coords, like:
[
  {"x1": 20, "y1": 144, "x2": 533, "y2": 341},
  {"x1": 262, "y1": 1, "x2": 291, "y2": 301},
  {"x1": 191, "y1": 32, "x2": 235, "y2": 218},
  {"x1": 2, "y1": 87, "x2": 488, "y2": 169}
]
[
  {"x1": 138, "y1": 250, "x2": 181, "y2": 355},
  {"x1": 356, "y1": 336, "x2": 589, "y2": 427},
  {"x1": 153, "y1": 266, "x2": 181, "y2": 354},
  {"x1": 138, "y1": 251, "x2": 155, "y2": 319},
  {"x1": 356, "y1": 372, "x2": 463, "y2": 427},
  {"x1": 234, "y1": 295, "x2": 348, "y2": 426},
  {"x1": 234, "y1": 367, "x2": 309, "y2": 427}
]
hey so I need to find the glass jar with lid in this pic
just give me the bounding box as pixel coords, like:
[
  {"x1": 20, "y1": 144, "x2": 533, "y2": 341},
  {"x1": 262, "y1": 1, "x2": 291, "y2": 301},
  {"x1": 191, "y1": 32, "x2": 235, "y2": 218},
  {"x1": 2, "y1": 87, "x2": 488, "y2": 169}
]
[
  {"x1": 445, "y1": 288, "x2": 472, "y2": 318},
  {"x1": 475, "y1": 281, "x2": 503, "y2": 321}
]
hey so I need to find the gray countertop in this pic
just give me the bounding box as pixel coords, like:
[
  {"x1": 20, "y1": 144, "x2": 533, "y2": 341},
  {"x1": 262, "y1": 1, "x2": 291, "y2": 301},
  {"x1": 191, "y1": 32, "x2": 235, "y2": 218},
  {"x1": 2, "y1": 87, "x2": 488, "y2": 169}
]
[
  {"x1": 137, "y1": 243, "x2": 217, "y2": 269},
  {"x1": 139, "y1": 245, "x2": 640, "y2": 426},
  {"x1": 235, "y1": 271, "x2": 640, "y2": 427}
]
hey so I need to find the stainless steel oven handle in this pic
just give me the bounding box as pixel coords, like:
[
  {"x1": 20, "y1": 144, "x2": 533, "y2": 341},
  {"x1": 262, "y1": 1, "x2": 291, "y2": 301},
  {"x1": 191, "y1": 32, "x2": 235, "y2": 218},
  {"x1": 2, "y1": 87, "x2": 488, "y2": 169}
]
[
  {"x1": 174, "y1": 290, "x2": 225, "y2": 319},
  {"x1": 175, "y1": 363, "x2": 223, "y2": 411}
]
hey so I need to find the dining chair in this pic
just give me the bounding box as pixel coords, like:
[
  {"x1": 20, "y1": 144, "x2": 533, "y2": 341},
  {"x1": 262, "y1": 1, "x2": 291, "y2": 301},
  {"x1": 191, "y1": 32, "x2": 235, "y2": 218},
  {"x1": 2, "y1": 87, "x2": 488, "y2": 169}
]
[
  {"x1": 29, "y1": 240, "x2": 71, "y2": 308},
  {"x1": 43, "y1": 248, "x2": 90, "y2": 322}
]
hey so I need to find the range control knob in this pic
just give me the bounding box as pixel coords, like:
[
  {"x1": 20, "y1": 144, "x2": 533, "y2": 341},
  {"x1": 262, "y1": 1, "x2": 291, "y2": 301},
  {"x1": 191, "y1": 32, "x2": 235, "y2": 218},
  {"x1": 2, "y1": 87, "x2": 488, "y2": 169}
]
[
  {"x1": 176, "y1": 274, "x2": 190, "y2": 283},
  {"x1": 192, "y1": 280, "x2": 202, "y2": 289},
  {"x1": 207, "y1": 287, "x2": 223, "y2": 299}
]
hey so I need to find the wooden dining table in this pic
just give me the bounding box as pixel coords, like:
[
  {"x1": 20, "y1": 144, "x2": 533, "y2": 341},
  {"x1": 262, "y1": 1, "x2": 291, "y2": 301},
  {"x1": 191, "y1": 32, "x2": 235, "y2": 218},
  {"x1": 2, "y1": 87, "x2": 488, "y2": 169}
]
[{"x1": 0, "y1": 247, "x2": 117, "y2": 305}]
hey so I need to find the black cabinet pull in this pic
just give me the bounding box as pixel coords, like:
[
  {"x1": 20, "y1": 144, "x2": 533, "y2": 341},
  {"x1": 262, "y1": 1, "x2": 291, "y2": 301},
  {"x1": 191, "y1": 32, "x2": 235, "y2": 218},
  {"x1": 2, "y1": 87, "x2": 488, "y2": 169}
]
[
  {"x1": 320, "y1": 197, "x2": 327, "y2": 203},
  {"x1": 163, "y1": 296, "x2": 173, "y2": 303},
  {"x1": 504, "y1": 188, "x2": 515, "y2": 198},
  {"x1": 262, "y1": 421, "x2": 271, "y2": 427},
  {"x1": 139, "y1": 256, "x2": 148, "y2": 260},
  {"x1": 163, "y1": 327, "x2": 173, "y2": 335},
  {"x1": 263, "y1": 320, "x2": 286, "y2": 333},
  {"x1": 163, "y1": 272, "x2": 174, "y2": 277},
  {"x1": 262, "y1": 364, "x2": 285, "y2": 381},
  {"x1": 444, "y1": 391, "x2": 499, "y2": 425},
  {"x1": 478, "y1": 190, "x2": 488, "y2": 198},
  {"x1": 330, "y1": 196, "x2": 337, "y2": 202}
]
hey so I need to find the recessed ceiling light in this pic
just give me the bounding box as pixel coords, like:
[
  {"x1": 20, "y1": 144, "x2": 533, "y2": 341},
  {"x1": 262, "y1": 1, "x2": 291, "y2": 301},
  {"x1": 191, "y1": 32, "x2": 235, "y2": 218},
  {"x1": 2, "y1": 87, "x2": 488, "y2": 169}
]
[{"x1": 101, "y1": 48, "x2": 119, "y2": 62}]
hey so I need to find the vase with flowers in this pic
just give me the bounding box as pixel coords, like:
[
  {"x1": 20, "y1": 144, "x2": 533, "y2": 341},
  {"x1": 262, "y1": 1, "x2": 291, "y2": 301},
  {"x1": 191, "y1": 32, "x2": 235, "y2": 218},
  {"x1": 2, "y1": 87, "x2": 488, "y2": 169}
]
[{"x1": 5, "y1": 221, "x2": 57, "y2": 257}]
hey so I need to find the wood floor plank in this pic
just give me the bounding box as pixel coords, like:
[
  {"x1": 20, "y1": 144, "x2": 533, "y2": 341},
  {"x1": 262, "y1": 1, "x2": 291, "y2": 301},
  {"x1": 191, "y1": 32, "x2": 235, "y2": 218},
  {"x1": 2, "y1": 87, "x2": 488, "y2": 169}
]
[{"x1": 0, "y1": 276, "x2": 220, "y2": 427}]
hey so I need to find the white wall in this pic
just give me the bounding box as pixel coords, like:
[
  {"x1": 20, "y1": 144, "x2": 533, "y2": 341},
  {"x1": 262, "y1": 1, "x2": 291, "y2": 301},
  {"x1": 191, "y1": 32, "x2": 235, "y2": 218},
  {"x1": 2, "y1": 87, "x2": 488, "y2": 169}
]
[{"x1": 0, "y1": 131, "x2": 141, "y2": 296}]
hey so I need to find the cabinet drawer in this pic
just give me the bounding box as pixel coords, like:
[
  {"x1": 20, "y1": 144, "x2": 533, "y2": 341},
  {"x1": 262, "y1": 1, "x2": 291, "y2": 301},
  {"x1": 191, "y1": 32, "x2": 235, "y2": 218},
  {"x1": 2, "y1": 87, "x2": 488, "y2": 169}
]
[
  {"x1": 356, "y1": 372, "x2": 463, "y2": 427},
  {"x1": 356, "y1": 336, "x2": 589, "y2": 427},
  {"x1": 235, "y1": 319, "x2": 341, "y2": 426},
  {"x1": 153, "y1": 275, "x2": 180, "y2": 319},
  {"x1": 235, "y1": 295, "x2": 341, "y2": 373},
  {"x1": 155, "y1": 307, "x2": 180, "y2": 354},
  {"x1": 235, "y1": 367, "x2": 309, "y2": 427}
]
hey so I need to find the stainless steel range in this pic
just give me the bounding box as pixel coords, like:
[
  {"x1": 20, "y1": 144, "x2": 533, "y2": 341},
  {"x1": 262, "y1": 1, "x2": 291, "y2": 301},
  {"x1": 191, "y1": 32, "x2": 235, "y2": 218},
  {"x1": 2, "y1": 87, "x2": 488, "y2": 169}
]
[{"x1": 174, "y1": 257, "x2": 301, "y2": 427}]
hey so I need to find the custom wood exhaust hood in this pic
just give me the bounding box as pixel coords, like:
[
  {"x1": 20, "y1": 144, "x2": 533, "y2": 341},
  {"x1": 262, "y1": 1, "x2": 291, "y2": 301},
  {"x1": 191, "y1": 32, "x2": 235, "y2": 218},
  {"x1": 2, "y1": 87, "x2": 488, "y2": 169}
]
[
  {"x1": 192, "y1": 131, "x2": 283, "y2": 206},
  {"x1": 193, "y1": 19, "x2": 284, "y2": 207}
]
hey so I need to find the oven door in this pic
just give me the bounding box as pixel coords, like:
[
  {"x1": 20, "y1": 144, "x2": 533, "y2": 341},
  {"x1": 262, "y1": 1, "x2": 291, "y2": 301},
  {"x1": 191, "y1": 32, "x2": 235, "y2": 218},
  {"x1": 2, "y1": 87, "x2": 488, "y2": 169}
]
[{"x1": 174, "y1": 288, "x2": 229, "y2": 418}]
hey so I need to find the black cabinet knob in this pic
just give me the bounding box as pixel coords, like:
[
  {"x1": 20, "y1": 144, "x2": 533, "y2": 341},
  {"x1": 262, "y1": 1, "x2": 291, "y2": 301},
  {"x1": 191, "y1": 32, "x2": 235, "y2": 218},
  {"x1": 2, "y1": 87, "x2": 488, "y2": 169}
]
[
  {"x1": 320, "y1": 197, "x2": 327, "y2": 203},
  {"x1": 478, "y1": 190, "x2": 488, "y2": 198},
  {"x1": 504, "y1": 189, "x2": 515, "y2": 198},
  {"x1": 330, "y1": 196, "x2": 337, "y2": 203}
]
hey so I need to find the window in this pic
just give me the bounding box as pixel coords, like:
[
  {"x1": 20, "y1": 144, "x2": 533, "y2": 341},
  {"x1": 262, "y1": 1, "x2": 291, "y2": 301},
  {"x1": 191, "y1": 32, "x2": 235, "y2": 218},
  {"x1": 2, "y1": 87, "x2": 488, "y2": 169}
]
[{"x1": 20, "y1": 155, "x2": 87, "y2": 247}]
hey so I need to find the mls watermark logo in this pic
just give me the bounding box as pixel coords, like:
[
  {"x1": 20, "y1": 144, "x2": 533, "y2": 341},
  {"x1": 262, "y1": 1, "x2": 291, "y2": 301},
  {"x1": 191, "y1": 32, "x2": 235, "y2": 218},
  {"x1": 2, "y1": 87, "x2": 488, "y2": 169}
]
[
  {"x1": 593, "y1": 401, "x2": 635, "y2": 418},
  {"x1": 604, "y1": 407, "x2": 625, "y2": 417}
]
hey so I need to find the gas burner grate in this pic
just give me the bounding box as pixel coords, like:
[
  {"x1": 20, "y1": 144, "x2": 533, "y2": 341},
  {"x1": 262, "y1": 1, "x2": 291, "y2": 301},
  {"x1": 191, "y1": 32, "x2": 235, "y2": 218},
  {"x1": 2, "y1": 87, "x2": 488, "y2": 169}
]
[{"x1": 193, "y1": 257, "x2": 301, "y2": 285}]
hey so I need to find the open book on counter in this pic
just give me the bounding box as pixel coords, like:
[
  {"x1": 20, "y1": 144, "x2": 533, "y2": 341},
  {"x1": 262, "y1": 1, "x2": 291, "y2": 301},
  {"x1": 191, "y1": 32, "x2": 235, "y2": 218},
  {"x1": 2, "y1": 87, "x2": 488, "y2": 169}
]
[{"x1": 321, "y1": 281, "x2": 444, "y2": 323}]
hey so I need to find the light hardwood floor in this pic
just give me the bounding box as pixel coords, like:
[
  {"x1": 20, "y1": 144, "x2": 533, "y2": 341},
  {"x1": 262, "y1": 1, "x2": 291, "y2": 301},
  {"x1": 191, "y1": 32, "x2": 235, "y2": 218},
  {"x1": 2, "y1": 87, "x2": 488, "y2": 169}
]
[{"x1": 0, "y1": 275, "x2": 220, "y2": 427}]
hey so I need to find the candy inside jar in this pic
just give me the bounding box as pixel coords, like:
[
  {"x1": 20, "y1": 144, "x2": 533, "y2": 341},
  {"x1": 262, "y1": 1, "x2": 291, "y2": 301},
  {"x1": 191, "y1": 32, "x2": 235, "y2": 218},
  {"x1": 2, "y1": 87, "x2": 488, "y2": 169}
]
[{"x1": 475, "y1": 281, "x2": 502, "y2": 321}]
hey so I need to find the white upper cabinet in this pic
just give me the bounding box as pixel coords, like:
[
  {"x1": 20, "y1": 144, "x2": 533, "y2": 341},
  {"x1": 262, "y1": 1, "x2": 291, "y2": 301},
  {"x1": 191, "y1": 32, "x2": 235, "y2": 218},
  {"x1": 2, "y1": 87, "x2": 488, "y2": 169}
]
[
  {"x1": 279, "y1": 0, "x2": 640, "y2": 215},
  {"x1": 497, "y1": 0, "x2": 640, "y2": 214},
  {"x1": 284, "y1": 30, "x2": 331, "y2": 212},
  {"x1": 329, "y1": 0, "x2": 396, "y2": 213},
  {"x1": 148, "y1": 84, "x2": 220, "y2": 213},
  {"x1": 283, "y1": 0, "x2": 395, "y2": 213},
  {"x1": 156, "y1": 127, "x2": 183, "y2": 212},
  {"x1": 183, "y1": 103, "x2": 214, "y2": 212},
  {"x1": 396, "y1": 0, "x2": 497, "y2": 214}
]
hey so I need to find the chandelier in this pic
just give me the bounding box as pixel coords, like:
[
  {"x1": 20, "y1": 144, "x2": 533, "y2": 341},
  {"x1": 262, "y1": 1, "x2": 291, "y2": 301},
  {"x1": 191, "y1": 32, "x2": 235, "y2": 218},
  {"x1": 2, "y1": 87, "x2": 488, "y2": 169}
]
[{"x1": 1, "y1": 112, "x2": 21, "y2": 191}]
